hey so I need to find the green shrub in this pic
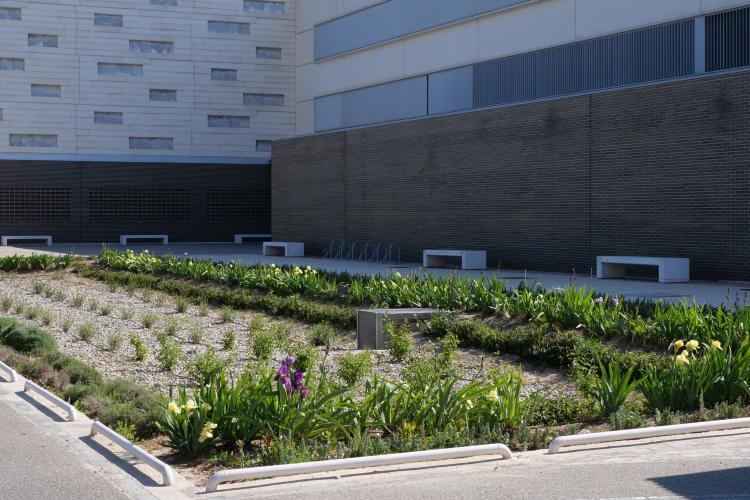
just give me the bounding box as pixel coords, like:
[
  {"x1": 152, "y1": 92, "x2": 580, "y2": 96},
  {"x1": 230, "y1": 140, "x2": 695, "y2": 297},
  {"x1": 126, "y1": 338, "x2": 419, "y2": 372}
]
[
  {"x1": 0, "y1": 323, "x2": 58, "y2": 355},
  {"x1": 385, "y1": 320, "x2": 414, "y2": 362},
  {"x1": 78, "y1": 322, "x2": 97, "y2": 342},
  {"x1": 62, "y1": 319, "x2": 73, "y2": 333},
  {"x1": 609, "y1": 407, "x2": 647, "y2": 430},
  {"x1": 88, "y1": 299, "x2": 99, "y2": 312},
  {"x1": 251, "y1": 326, "x2": 276, "y2": 361},
  {"x1": 51, "y1": 354, "x2": 102, "y2": 385},
  {"x1": 1, "y1": 296, "x2": 12, "y2": 312},
  {"x1": 188, "y1": 348, "x2": 226, "y2": 384},
  {"x1": 40, "y1": 310, "x2": 53, "y2": 326},
  {"x1": 157, "y1": 339, "x2": 182, "y2": 372},
  {"x1": 175, "y1": 297, "x2": 189, "y2": 313},
  {"x1": 198, "y1": 301, "x2": 210, "y2": 317},
  {"x1": 310, "y1": 322, "x2": 336, "y2": 347},
  {"x1": 100, "y1": 304, "x2": 113, "y2": 316},
  {"x1": 107, "y1": 333, "x2": 122, "y2": 352},
  {"x1": 337, "y1": 351, "x2": 372, "y2": 386},
  {"x1": 163, "y1": 318, "x2": 180, "y2": 337},
  {"x1": 121, "y1": 309, "x2": 134, "y2": 321},
  {"x1": 141, "y1": 313, "x2": 158, "y2": 329},
  {"x1": 220, "y1": 306, "x2": 235, "y2": 324},
  {"x1": 583, "y1": 360, "x2": 641, "y2": 418},
  {"x1": 129, "y1": 333, "x2": 148, "y2": 361},
  {"x1": 188, "y1": 324, "x2": 203, "y2": 344},
  {"x1": 436, "y1": 332, "x2": 460, "y2": 373},
  {"x1": 72, "y1": 294, "x2": 85, "y2": 308},
  {"x1": 222, "y1": 330, "x2": 236, "y2": 351},
  {"x1": 24, "y1": 306, "x2": 42, "y2": 321}
]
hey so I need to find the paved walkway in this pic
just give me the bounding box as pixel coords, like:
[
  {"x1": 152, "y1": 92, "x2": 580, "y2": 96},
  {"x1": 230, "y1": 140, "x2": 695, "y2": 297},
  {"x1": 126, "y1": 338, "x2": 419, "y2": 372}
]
[{"x1": 2, "y1": 243, "x2": 748, "y2": 307}]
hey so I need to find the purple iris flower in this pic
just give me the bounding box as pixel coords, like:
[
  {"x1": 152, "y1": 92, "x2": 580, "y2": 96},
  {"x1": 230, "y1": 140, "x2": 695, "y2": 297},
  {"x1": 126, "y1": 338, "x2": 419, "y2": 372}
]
[
  {"x1": 284, "y1": 356, "x2": 296, "y2": 367},
  {"x1": 293, "y1": 371, "x2": 305, "y2": 390},
  {"x1": 281, "y1": 377, "x2": 293, "y2": 394},
  {"x1": 274, "y1": 363, "x2": 289, "y2": 381},
  {"x1": 300, "y1": 387, "x2": 309, "y2": 400}
]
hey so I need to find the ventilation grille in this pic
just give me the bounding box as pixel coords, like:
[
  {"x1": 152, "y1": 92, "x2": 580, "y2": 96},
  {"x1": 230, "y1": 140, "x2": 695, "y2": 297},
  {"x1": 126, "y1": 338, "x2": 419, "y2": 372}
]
[
  {"x1": 706, "y1": 7, "x2": 750, "y2": 72},
  {"x1": 474, "y1": 19, "x2": 695, "y2": 107},
  {"x1": 88, "y1": 188, "x2": 189, "y2": 222},
  {"x1": 0, "y1": 188, "x2": 71, "y2": 222},
  {"x1": 206, "y1": 189, "x2": 270, "y2": 222}
]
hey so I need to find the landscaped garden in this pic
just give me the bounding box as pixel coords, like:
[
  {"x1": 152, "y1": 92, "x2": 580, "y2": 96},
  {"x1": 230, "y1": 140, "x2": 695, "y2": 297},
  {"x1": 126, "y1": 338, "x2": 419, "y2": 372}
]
[{"x1": 2, "y1": 250, "x2": 750, "y2": 485}]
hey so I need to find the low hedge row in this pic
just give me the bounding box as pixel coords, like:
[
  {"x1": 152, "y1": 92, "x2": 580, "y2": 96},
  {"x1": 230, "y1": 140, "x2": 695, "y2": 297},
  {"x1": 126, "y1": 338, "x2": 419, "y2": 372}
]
[
  {"x1": 0, "y1": 254, "x2": 77, "y2": 272},
  {"x1": 0, "y1": 317, "x2": 163, "y2": 437},
  {"x1": 79, "y1": 266, "x2": 357, "y2": 329},
  {"x1": 421, "y1": 313, "x2": 667, "y2": 378}
]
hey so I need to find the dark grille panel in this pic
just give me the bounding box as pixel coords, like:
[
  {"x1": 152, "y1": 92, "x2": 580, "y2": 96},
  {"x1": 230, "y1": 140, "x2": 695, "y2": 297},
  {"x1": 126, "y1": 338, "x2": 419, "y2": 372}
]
[
  {"x1": 207, "y1": 189, "x2": 270, "y2": 222},
  {"x1": 88, "y1": 187, "x2": 190, "y2": 223},
  {"x1": 0, "y1": 187, "x2": 71, "y2": 222},
  {"x1": 706, "y1": 7, "x2": 750, "y2": 72}
]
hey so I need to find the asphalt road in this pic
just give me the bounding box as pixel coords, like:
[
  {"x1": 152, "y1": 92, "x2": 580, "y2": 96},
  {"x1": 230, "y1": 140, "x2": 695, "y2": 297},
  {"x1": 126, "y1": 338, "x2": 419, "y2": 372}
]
[{"x1": 0, "y1": 397, "x2": 132, "y2": 500}]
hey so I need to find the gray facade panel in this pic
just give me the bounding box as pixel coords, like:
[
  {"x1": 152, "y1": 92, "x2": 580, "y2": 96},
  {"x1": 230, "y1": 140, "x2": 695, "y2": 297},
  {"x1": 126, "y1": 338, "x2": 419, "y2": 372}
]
[{"x1": 428, "y1": 66, "x2": 474, "y2": 115}]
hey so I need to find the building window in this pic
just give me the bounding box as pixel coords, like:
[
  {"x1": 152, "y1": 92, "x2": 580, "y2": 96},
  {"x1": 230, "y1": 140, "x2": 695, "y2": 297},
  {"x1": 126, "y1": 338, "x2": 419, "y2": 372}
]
[
  {"x1": 94, "y1": 111, "x2": 123, "y2": 125},
  {"x1": 256, "y1": 47, "x2": 282, "y2": 60},
  {"x1": 129, "y1": 137, "x2": 174, "y2": 150},
  {"x1": 208, "y1": 21, "x2": 250, "y2": 35},
  {"x1": 28, "y1": 34, "x2": 58, "y2": 47},
  {"x1": 0, "y1": 58, "x2": 24, "y2": 71},
  {"x1": 244, "y1": 1, "x2": 285, "y2": 14},
  {"x1": 94, "y1": 13, "x2": 123, "y2": 27},
  {"x1": 31, "y1": 84, "x2": 62, "y2": 97},
  {"x1": 149, "y1": 89, "x2": 177, "y2": 102},
  {"x1": 208, "y1": 115, "x2": 250, "y2": 128},
  {"x1": 129, "y1": 40, "x2": 174, "y2": 54},
  {"x1": 9, "y1": 134, "x2": 58, "y2": 147},
  {"x1": 150, "y1": 0, "x2": 177, "y2": 5},
  {"x1": 0, "y1": 7, "x2": 21, "y2": 20},
  {"x1": 98, "y1": 63, "x2": 144, "y2": 76},
  {"x1": 0, "y1": 188, "x2": 71, "y2": 222},
  {"x1": 88, "y1": 188, "x2": 189, "y2": 223},
  {"x1": 244, "y1": 93, "x2": 284, "y2": 106},
  {"x1": 211, "y1": 68, "x2": 238, "y2": 81},
  {"x1": 0, "y1": 109, "x2": 3, "y2": 121},
  {"x1": 256, "y1": 140, "x2": 272, "y2": 152}
]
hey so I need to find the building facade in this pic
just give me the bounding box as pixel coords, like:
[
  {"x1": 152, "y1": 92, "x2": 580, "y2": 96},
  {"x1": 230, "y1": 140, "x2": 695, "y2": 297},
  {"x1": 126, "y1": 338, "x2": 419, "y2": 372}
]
[
  {"x1": 274, "y1": 0, "x2": 750, "y2": 280},
  {"x1": 0, "y1": 0, "x2": 296, "y2": 242}
]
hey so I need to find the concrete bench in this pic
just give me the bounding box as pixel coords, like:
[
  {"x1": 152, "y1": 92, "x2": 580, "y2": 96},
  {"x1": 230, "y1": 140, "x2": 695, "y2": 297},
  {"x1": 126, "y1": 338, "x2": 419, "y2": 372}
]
[
  {"x1": 1, "y1": 235, "x2": 52, "y2": 246},
  {"x1": 262, "y1": 241, "x2": 304, "y2": 257},
  {"x1": 235, "y1": 233, "x2": 272, "y2": 244},
  {"x1": 357, "y1": 308, "x2": 439, "y2": 350},
  {"x1": 597, "y1": 256, "x2": 690, "y2": 283},
  {"x1": 423, "y1": 249, "x2": 486, "y2": 270},
  {"x1": 120, "y1": 234, "x2": 168, "y2": 245}
]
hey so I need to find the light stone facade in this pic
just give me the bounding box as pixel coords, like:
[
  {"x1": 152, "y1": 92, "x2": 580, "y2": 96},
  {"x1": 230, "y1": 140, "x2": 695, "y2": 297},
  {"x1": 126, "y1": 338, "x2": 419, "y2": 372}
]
[{"x1": 0, "y1": 0, "x2": 296, "y2": 162}]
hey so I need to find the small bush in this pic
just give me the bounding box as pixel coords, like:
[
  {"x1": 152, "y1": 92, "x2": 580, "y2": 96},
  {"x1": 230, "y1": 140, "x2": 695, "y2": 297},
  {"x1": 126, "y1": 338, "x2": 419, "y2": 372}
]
[
  {"x1": 436, "y1": 332, "x2": 460, "y2": 373},
  {"x1": 163, "y1": 318, "x2": 180, "y2": 337},
  {"x1": 13, "y1": 304, "x2": 25, "y2": 315},
  {"x1": 249, "y1": 315, "x2": 264, "y2": 333},
  {"x1": 32, "y1": 281, "x2": 46, "y2": 295},
  {"x1": 175, "y1": 297, "x2": 189, "y2": 313},
  {"x1": 62, "y1": 319, "x2": 73, "y2": 333},
  {"x1": 385, "y1": 320, "x2": 414, "y2": 362},
  {"x1": 129, "y1": 333, "x2": 148, "y2": 362},
  {"x1": 583, "y1": 360, "x2": 641, "y2": 418},
  {"x1": 0, "y1": 324, "x2": 58, "y2": 355},
  {"x1": 157, "y1": 340, "x2": 182, "y2": 372},
  {"x1": 53, "y1": 289, "x2": 66, "y2": 302},
  {"x1": 141, "y1": 313, "x2": 158, "y2": 329},
  {"x1": 310, "y1": 322, "x2": 336, "y2": 347},
  {"x1": 24, "y1": 306, "x2": 42, "y2": 321},
  {"x1": 1, "y1": 296, "x2": 12, "y2": 312},
  {"x1": 141, "y1": 290, "x2": 153, "y2": 303},
  {"x1": 107, "y1": 333, "x2": 123, "y2": 352},
  {"x1": 188, "y1": 324, "x2": 203, "y2": 344},
  {"x1": 72, "y1": 294, "x2": 85, "y2": 308},
  {"x1": 609, "y1": 407, "x2": 647, "y2": 430},
  {"x1": 222, "y1": 330, "x2": 236, "y2": 350},
  {"x1": 100, "y1": 304, "x2": 113, "y2": 316},
  {"x1": 251, "y1": 326, "x2": 276, "y2": 361},
  {"x1": 188, "y1": 348, "x2": 226, "y2": 384},
  {"x1": 52, "y1": 354, "x2": 102, "y2": 385},
  {"x1": 121, "y1": 309, "x2": 134, "y2": 321},
  {"x1": 78, "y1": 322, "x2": 97, "y2": 342},
  {"x1": 337, "y1": 351, "x2": 372, "y2": 386},
  {"x1": 198, "y1": 301, "x2": 209, "y2": 317},
  {"x1": 107, "y1": 282, "x2": 119, "y2": 294},
  {"x1": 88, "y1": 299, "x2": 99, "y2": 312},
  {"x1": 40, "y1": 310, "x2": 53, "y2": 326},
  {"x1": 220, "y1": 306, "x2": 235, "y2": 324}
]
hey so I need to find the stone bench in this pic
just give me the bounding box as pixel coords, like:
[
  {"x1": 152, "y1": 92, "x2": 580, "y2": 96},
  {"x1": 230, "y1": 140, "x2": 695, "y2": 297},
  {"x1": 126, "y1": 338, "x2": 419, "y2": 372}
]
[
  {"x1": 357, "y1": 308, "x2": 439, "y2": 350},
  {"x1": 597, "y1": 256, "x2": 690, "y2": 283},
  {"x1": 1, "y1": 235, "x2": 52, "y2": 246},
  {"x1": 423, "y1": 249, "x2": 486, "y2": 270},
  {"x1": 262, "y1": 241, "x2": 304, "y2": 257},
  {"x1": 119, "y1": 234, "x2": 168, "y2": 245},
  {"x1": 234, "y1": 233, "x2": 272, "y2": 244}
]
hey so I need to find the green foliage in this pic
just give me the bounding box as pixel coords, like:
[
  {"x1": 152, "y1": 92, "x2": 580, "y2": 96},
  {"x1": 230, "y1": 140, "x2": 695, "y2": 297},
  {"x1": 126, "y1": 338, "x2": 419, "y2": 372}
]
[
  {"x1": 78, "y1": 322, "x2": 97, "y2": 342},
  {"x1": 609, "y1": 407, "x2": 647, "y2": 430},
  {"x1": 222, "y1": 330, "x2": 236, "y2": 351},
  {"x1": 198, "y1": 301, "x2": 210, "y2": 317},
  {"x1": 175, "y1": 297, "x2": 189, "y2": 313},
  {"x1": 107, "y1": 333, "x2": 122, "y2": 352},
  {"x1": 72, "y1": 294, "x2": 84, "y2": 308},
  {"x1": 385, "y1": 320, "x2": 414, "y2": 362},
  {"x1": 141, "y1": 313, "x2": 158, "y2": 329},
  {"x1": 62, "y1": 319, "x2": 73, "y2": 333},
  {"x1": 163, "y1": 318, "x2": 180, "y2": 337},
  {"x1": 121, "y1": 309, "x2": 134, "y2": 321},
  {"x1": 310, "y1": 322, "x2": 336, "y2": 347},
  {"x1": 0, "y1": 322, "x2": 58, "y2": 355},
  {"x1": 188, "y1": 348, "x2": 227, "y2": 384},
  {"x1": 0, "y1": 254, "x2": 76, "y2": 272},
  {"x1": 188, "y1": 324, "x2": 203, "y2": 344},
  {"x1": 157, "y1": 339, "x2": 182, "y2": 372},
  {"x1": 251, "y1": 326, "x2": 276, "y2": 361},
  {"x1": 1, "y1": 296, "x2": 12, "y2": 313},
  {"x1": 220, "y1": 307, "x2": 235, "y2": 324},
  {"x1": 337, "y1": 351, "x2": 373, "y2": 386},
  {"x1": 100, "y1": 304, "x2": 113, "y2": 316},
  {"x1": 583, "y1": 360, "x2": 641, "y2": 418},
  {"x1": 436, "y1": 332, "x2": 460, "y2": 373},
  {"x1": 40, "y1": 310, "x2": 53, "y2": 326},
  {"x1": 129, "y1": 333, "x2": 148, "y2": 361}
]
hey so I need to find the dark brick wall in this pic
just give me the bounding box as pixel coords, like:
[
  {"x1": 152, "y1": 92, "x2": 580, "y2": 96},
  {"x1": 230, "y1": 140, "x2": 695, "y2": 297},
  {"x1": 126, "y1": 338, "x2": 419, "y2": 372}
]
[
  {"x1": 0, "y1": 160, "x2": 271, "y2": 243},
  {"x1": 273, "y1": 71, "x2": 750, "y2": 280}
]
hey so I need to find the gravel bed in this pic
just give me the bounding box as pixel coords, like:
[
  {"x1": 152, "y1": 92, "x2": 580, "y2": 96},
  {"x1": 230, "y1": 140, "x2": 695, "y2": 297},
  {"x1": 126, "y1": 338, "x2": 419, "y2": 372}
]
[{"x1": 0, "y1": 271, "x2": 576, "y2": 397}]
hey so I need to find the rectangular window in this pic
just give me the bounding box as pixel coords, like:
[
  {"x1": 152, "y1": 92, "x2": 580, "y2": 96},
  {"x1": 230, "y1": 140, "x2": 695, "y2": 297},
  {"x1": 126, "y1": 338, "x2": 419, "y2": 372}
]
[
  {"x1": 208, "y1": 115, "x2": 250, "y2": 128},
  {"x1": 0, "y1": 109, "x2": 3, "y2": 121},
  {"x1": 0, "y1": 58, "x2": 24, "y2": 71},
  {"x1": 150, "y1": 0, "x2": 177, "y2": 5},
  {"x1": 149, "y1": 89, "x2": 177, "y2": 102},
  {"x1": 0, "y1": 7, "x2": 21, "y2": 20},
  {"x1": 94, "y1": 13, "x2": 123, "y2": 27},
  {"x1": 129, "y1": 40, "x2": 174, "y2": 54},
  {"x1": 94, "y1": 111, "x2": 123, "y2": 125},
  {"x1": 9, "y1": 134, "x2": 57, "y2": 147},
  {"x1": 211, "y1": 68, "x2": 238, "y2": 81},
  {"x1": 256, "y1": 47, "x2": 282, "y2": 60},
  {"x1": 28, "y1": 34, "x2": 58, "y2": 48},
  {"x1": 244, "y1": 93, "x2": 284, "y2": 106},
  {"x1": 98, "y1": 63, "x2": 143, "y2": 76},
  {"x1": 31, "y1": 84, "x2": 62, "y2": 97},
  {"x1": 129, "y1": 137, "x2": 174, "y2": 150},
  {"x1": 706, "y1": 7, "x2": 750, "y2": 72},
  {"x1": 256, "y1": 140, "x2": 272, "y2": 152},
  {"x1": 244, "y1": 1, "x2": 285, "y2": 14},
  {"x1": 208, "y1": 21, "x2": 250, "y2": 35}
]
